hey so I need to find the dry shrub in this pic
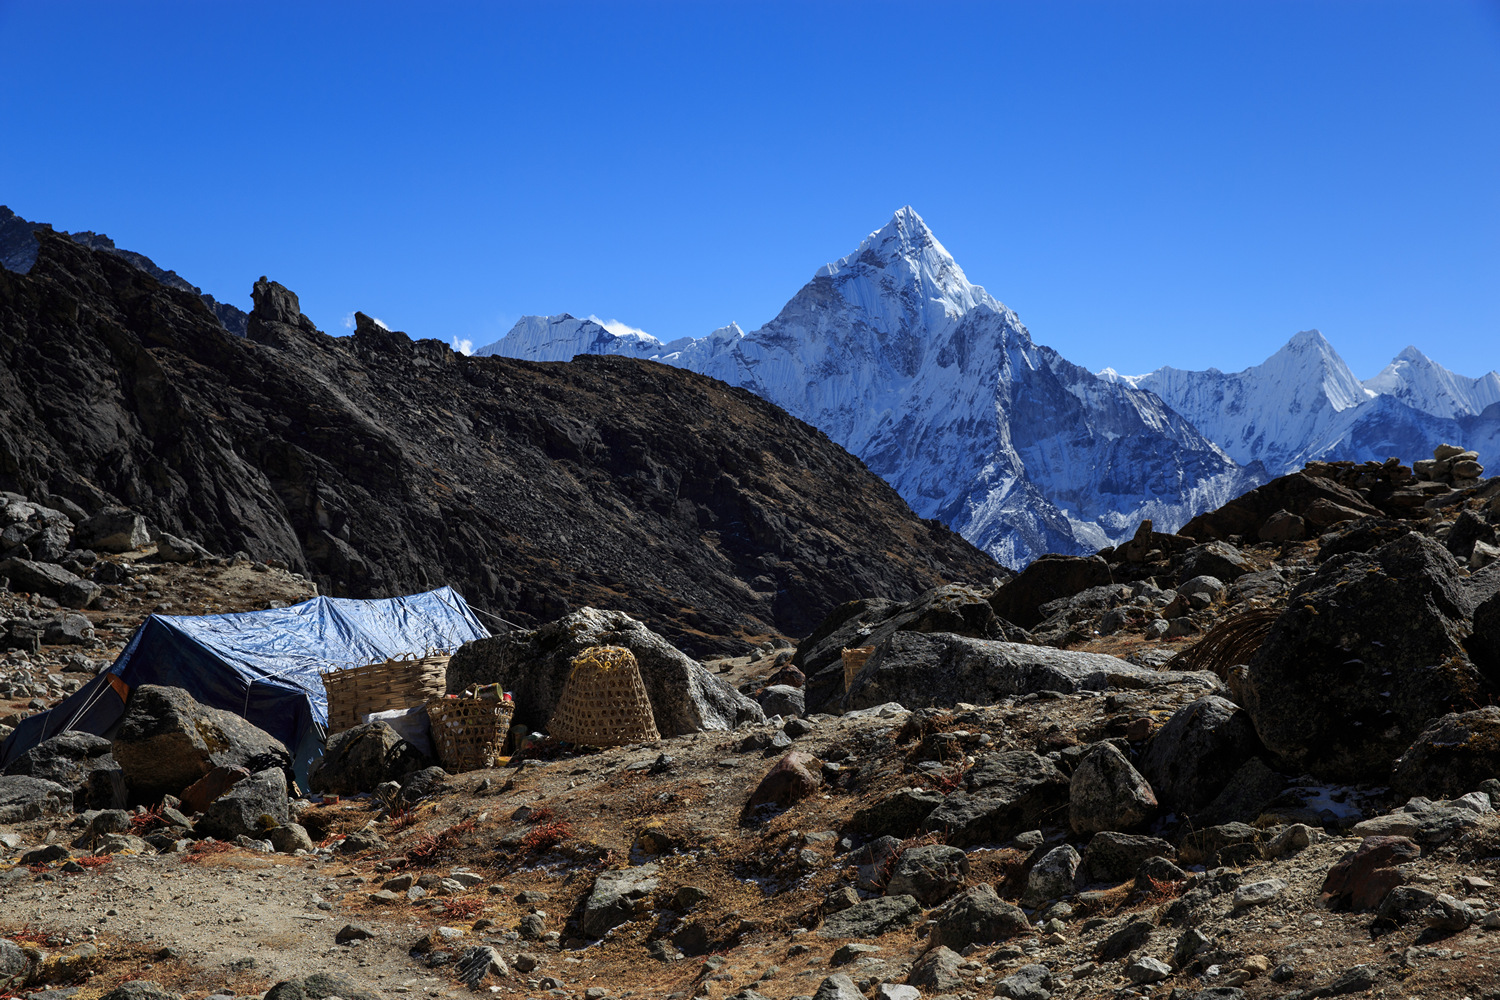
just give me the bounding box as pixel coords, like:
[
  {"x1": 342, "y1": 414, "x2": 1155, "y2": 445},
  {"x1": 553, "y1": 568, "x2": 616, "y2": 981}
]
[
  {"x1": 1165, "y1": 608, "x2": 1280, "y2": 679},
  {"x1": 521, "y1": 820, "x2": 573, "y2": 853},
  {"x1": 183, "y1": 840, "x2": 235, "y2": 863},
  {"x1": 442, "y1": 897, "x2": 485, "y2": 920}
]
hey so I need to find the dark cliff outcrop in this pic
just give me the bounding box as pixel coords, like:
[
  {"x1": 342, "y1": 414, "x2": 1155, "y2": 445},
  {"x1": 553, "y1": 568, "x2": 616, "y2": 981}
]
[
  {"x1": 0, "y1": 230, "x2": 998, "y2": 655},
  {"x1": 0, "y1": 205, "x2": 248, "y2": 336}
]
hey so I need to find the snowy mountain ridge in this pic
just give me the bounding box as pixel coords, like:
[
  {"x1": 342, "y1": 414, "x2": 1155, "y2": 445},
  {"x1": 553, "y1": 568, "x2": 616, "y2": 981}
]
[
  {"x1": 1102, "y1": 332, "x2": 1500, "y2": 477},
  {"x1": 479, "y1": 207, "x2": 1259, "y2": 567}
]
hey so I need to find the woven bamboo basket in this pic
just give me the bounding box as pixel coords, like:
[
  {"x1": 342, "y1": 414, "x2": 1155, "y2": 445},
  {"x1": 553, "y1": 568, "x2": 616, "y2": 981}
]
[
  {"x1": 548, "y1": 646, "x2": 660, "y2": 747},
  {"x1": 428, "y1": 696, "x2": 515, "y2": 772},
  {"x1": 841, "y1": 646, "x2": 874, "y2": 693},
  {"x1": 320, "y1": 651, "x2": 450, "y2": 735}
]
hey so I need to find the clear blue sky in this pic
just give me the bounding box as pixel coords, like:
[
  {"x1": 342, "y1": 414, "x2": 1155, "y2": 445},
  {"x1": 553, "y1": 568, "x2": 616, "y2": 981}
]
[{"x1": 2, "y1": 1, "x2": 1496, "y2": 379}]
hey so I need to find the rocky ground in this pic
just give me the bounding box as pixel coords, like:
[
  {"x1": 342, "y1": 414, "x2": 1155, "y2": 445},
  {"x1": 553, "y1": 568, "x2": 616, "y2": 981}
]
[{"x1": 4, "y1": 454, "x2": 1500, "y2": 1000}]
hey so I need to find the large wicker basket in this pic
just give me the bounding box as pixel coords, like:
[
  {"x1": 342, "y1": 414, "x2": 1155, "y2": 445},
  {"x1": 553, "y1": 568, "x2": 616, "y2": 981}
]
[
  {"x1": 428, "y1": 696, "x2": 515, "y2": 772},
  {"x1": 841, "y1": 646, "x2": 874, "y2": 693},
  {"x1": 548, "y1": 646, "x2": 660, "y2": 747},
  {"x1": 320, "y1": 651, "x2": 450, "y2": 735}
]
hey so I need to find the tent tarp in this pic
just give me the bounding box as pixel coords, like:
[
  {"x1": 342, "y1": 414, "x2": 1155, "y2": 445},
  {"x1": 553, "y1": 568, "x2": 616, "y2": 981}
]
[{"x1": 1, "y1": 586, "x2": 489, "y2": 774}]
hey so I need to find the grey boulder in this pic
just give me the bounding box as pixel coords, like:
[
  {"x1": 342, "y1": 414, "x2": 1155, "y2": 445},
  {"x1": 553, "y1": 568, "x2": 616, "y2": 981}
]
[
  {"x1": 926, "y1": 883, "x2": 1030, "y2": 951},
  {"x1": 0, "y1": 557, "x2": 83, "y2": 601},
  {"x1": 841, "y1": 631, "x2": 1218, "y2": 714},
  {"x1": 884, "y1": 843, "x2": 970, "y2": 904},
  {"x1": 922, "y1": 751, "x2": 1070, "y2": 846},
  {"x1": 1140, "y1": 696, "x2": 1259, "y2": 814},
  {"x1": 816, "y1": 894, "x2": 922, "y2": 939},
  {"x1": 308, "y1": 722, "x2": 433, "y2": 796},
  {"x1": 1, "y1": 731, "x2": 126, "y2": 810},
  {"x1": 194, "y1": 767, "x2": 290, "y2": 841},
  {"x1": 111, "y1": 684, "x2": 291, "y2": 802},
  {"x1": 581, "y1": 864, "x2": 660, "y2": 938},
  {"x1": 1240, "y1": 533, "x2": 1489, "y2": 781},
  {"x1": 74, "y1": 506, "x2": 149, "y2": 553},
  {"x1": 154, "y1": 532, "x2": 212, "y2": 563},
  {"x1": 1022, "y1": 844, "x2": 1081, "y2": 907},
  {"x1": 0, "y1": 774, "x2": 73, "y2": 821},
  {"x1": 1069, "y1": 742, "x2": 1157, "y2": 834},
  {"x1": 995, "y1": 963, "x2": 1054, "y2": 1000}
]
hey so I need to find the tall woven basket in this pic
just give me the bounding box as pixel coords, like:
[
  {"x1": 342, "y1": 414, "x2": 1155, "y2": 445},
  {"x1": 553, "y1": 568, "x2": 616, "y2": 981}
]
[
  {"x1": 428, "y1": 697, "x2": 516, "y2": 773},
  {"x1": 548, "y1": 646, "x2": 660, "y2": 747},
  {"x1": 320, "y1": 651, "x2": 450, "y2": 734},
  {"x1": 841, "y1": 646, "x2": 874, "y2": 693}
]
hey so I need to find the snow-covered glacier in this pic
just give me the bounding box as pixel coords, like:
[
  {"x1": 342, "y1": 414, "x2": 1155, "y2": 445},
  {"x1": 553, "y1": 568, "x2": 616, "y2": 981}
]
[{"x1": 477, "y1": 207, "x2": 1261, "y2": 567}]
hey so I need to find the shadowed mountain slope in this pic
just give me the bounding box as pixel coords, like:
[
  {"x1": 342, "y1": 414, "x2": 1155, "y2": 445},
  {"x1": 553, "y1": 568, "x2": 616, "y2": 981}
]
[{"x1": 0, "y1": 230, "x2": 999, "y2": 655}]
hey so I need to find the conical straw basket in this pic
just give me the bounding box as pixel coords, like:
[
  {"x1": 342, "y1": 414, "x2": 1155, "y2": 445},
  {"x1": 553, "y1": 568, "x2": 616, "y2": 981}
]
[{"x1": 548, "y1": 645, "x2": 660, "y2": 747}]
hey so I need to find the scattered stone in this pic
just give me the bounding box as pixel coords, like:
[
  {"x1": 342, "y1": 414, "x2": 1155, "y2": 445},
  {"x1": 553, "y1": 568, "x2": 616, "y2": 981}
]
[
  {"x1": 1266, "y1": 823, "x2": 1315, "y2": 858},
  {"x1": 926, "y1": 883, "x2": 1030, "y2": 950},
  {"x1": 1424, "y1": 893, "x2": 1479, "y2": 932},
  {"x1": 1350, "y1": 794, "x2": 1490, "y2": 844},
  {"x1": 308, "y1": 721, "x2": 432, "y2": 796},
  {"x1": 742, "y1": 750, "x2": 821, "y2": 818},
  {"x1": 1311, "y1": 964, "x2": 1379, "y2": 996},
  {"x1": 1232, "y1": 878, "x2": 1287, "y2": 910},
  {"x1": 851, "y1": 787, "x2": 944, "y2": 838},
  {"x1": 811, "y1": 974, "x2": 864, "y2": 1000},
  {"x1": 455, "y1": 945, "x2": 508, "y2": 987},
  {"x1": 816, "y1": 895, "x2": 922, "y2": 939},
  {"x1": 74, "y1": 507, "x2": 149, "y2": 553},
  {"x1": 1140, "y1": 696, "x2": 1259, "y2": 814},
  {"x1": 190, "y1": 768, "x2": 288, "y2": 842},
  {"x1": 98, "y1": 983, "x2": 179, "y2": 1000},
  {"x1": 885, "y1": 843, "x2": 970, "y2": 904},
  {"x1": 759, "y1": 684, "x2": 805, "y2": 719},
  {"x1": 335, "y1": 924, "x2": 375, "y2": 943},
  {"x1": 907, "y1": 945, "x2": 963, "y2": 991},
  {"x1": 581, "y1": 864, "x2": 660, "y2": 938},
  {"x1": 1022, "y1": 844, "x2": 1081, "y2": 907},
  {"x1": 0, "y1": 774, "x2": 73, "y2": 822},
  {"x1": 1098, "y1": 917, "x2": 1155, "y2": 961},
  {"x1": 922, "y1": 751, "x2": 1070, "y2": 846},
  {"x1": 1321, "y1": 836, "x2": 1420, "y2": 910},
  {"x1": 1390, "y1": 707, "x2": 1500, "y2": 801},
  {"x1": 1081, "y1": 831, "x2": 1175, "y2": 883},
  {"x1": 1068, "y1": 742, "x2": 1157, "y2": 834},
  {"x1": 111, "y1": 684, "x2": 291, "y2": 802},
  {"x1": 1173, "y1": 927, "x2": 1209, "y2": 969},
  {"x1": 1241, "y1": 533, "x2": 1488, "y2": 780},
  {"x1": 994, "y1": 963, "x2": 1053, "y2": 1000},
  {"x1": 1124, "y1": 956, "x2": 1171, "y2": 984},
  {"x1": 1, "y1": 731, "x2": 125, "y2": 811},
  {"x1": 268, "y1": 821, "x2": 315, "y2": 854}
]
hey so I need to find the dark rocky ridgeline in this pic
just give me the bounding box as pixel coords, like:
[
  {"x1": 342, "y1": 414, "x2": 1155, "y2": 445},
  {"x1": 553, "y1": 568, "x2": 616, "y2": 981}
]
[
  {"x1": 0, "y1": 230, "x2": 998, "y2": 655},
  {"x1": 0, "y1": 205, "x2": 248, "y2": 336}
]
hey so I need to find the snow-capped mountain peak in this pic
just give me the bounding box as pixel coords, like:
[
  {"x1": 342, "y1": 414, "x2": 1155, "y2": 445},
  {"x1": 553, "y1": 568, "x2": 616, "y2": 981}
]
[
  {"x1": 816, "y1": 206, "x2": 991, "y2": 326},
  {"x1": 1363, "y1": 344, "x2": 1500, "y2": 420},
  {"x1": 477, "y1": 207, "x2": 1257, "y2": 567}
]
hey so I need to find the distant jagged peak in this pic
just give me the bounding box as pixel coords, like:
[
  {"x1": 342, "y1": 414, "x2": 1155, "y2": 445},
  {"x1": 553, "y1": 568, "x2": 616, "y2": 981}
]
[{"x1": 1364, "y1": 342, "x2": 1500, "y2": 419}]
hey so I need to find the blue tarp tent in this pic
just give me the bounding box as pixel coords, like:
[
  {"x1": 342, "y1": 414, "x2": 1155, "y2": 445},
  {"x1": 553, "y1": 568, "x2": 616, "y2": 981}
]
[{"x1": 0, "y1": 586, "x2": 490, "y2": 783}]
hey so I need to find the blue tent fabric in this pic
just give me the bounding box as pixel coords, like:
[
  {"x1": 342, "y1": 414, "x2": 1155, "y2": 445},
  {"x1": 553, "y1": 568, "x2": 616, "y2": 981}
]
[{"x1": 0, "y1": 587, "x2": 489, "y2": 773}]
